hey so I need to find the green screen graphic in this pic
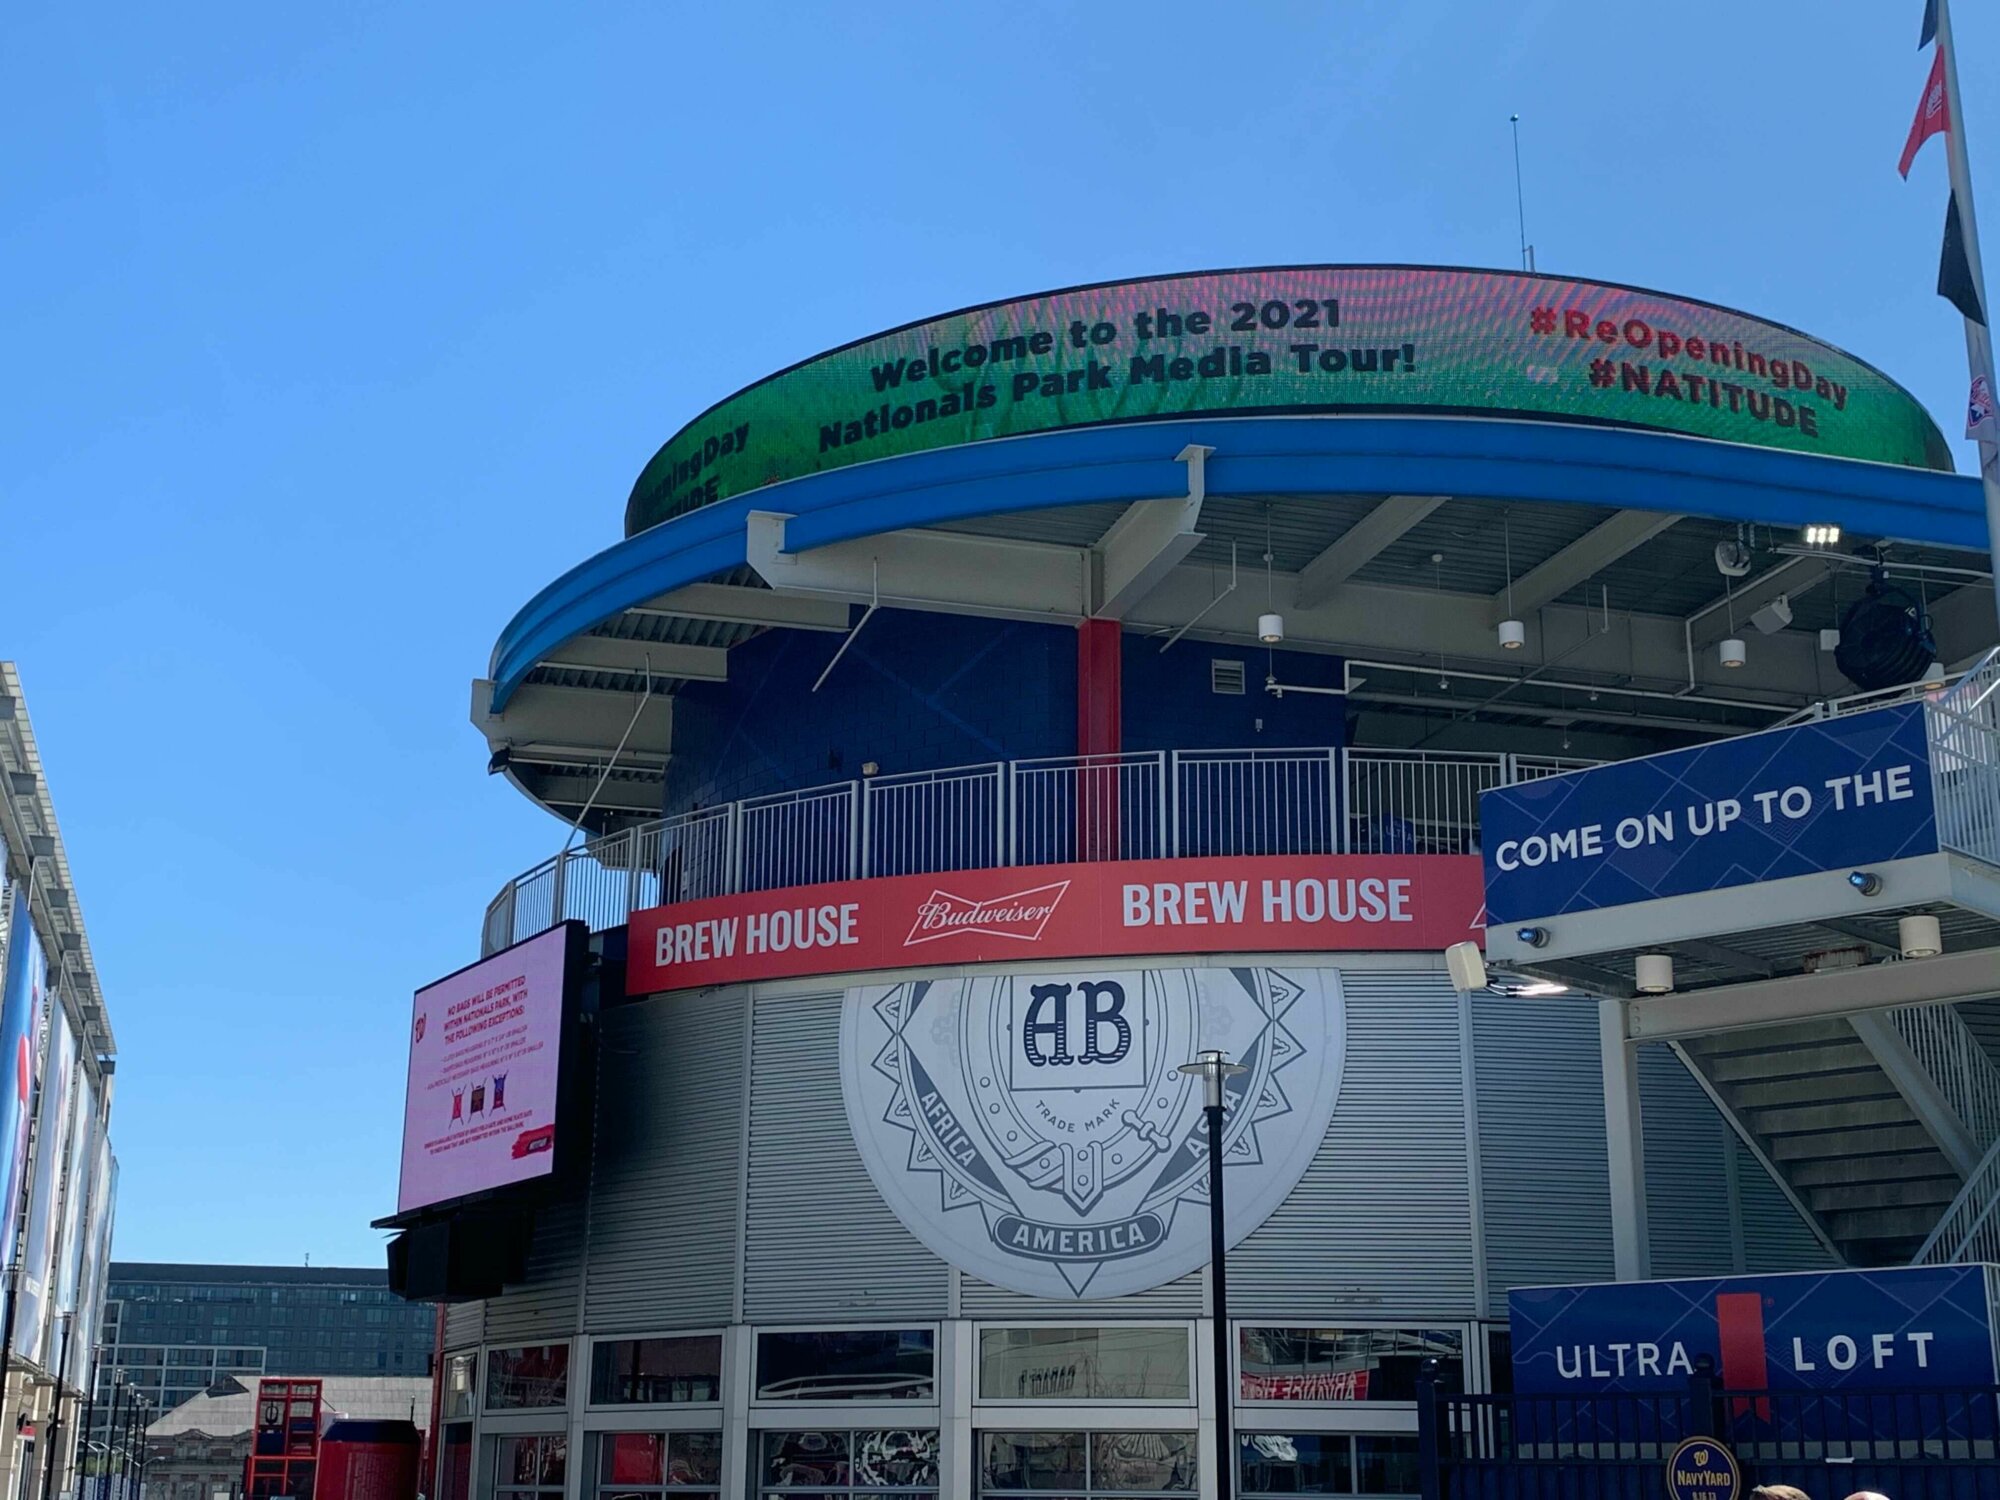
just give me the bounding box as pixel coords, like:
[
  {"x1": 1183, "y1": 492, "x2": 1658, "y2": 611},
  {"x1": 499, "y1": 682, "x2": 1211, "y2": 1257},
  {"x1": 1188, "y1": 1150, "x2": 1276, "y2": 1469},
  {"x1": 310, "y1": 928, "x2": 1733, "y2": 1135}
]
[{"x1": 626, "y1": 266, "x2": 1952, "y2": 536}]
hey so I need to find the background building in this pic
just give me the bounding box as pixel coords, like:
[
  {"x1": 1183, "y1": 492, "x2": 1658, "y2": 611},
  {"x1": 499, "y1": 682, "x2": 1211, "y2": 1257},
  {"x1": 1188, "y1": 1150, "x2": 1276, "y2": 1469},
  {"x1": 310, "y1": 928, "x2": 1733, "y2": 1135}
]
[
  {"x1": 95, "y1": 1264, "x2": 435, "y2": 1416},
  {"x1": 0, "y1": 663, "x2": 121, "y2": 1500}
]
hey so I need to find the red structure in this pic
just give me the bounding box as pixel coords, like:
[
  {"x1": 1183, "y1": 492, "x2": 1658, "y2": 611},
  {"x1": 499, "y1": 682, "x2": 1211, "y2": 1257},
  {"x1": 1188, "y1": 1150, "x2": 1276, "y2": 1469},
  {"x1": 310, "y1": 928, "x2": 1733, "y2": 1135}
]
[{"x1": 243, "y1": 1379, "x2": 324, "y2": 1500}]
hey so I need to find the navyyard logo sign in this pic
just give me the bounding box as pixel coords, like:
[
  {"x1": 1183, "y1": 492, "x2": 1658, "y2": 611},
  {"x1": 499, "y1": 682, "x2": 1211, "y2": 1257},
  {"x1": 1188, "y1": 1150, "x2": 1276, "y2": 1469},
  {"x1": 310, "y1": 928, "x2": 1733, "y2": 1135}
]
[
  {"x1": 840, "y1": 964, "x2": 1346, "y2": 1299},
  {"x1": 904, "y1": 880, "x2": 1070, "y2": 946}
]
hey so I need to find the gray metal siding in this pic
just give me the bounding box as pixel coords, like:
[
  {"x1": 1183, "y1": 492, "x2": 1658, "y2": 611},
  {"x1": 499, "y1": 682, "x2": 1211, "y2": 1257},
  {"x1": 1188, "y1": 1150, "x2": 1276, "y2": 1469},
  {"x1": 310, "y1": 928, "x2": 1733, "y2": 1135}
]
[
  {"x1": 958, "y1": 1269, "x2": 1205, "y2": 1319},
  {"x1": 582, "y1": 991, "x2": 745, "y2": 1332},
  {"x1": 1640, "y1": 1044, "x2": 1736, "y2": 1279},
  {"x1": 1472, "y1": 998, "x2": 1613, "y2": 1316},
  {"x1": 483, "y1": 1198, "x2": 585, "y2": 1344},
  {"x1": 442, "y1": 1300, "x2": 485, "y2": 1350},
  {"x1": 1736, "y1": 1137, "x2": 1841, "y2": 1272},
  {"x1": 742, "y1": 990, "x2": 949, "y2": 1319},
  {"x1": 1231, "y1": 970, "x2": 1476, "y2": 1321}
]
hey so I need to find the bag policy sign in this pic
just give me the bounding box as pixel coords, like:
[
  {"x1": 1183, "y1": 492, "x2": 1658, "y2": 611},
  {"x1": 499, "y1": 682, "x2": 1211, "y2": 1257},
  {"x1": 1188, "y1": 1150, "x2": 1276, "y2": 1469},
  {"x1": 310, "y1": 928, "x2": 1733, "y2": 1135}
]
[
  {"x1": 1479, "y1": 704, "x2": 1937, "y2": 924},
  {"x1": 626, "y1": 853, "x2": 1485, "y2": 995}
]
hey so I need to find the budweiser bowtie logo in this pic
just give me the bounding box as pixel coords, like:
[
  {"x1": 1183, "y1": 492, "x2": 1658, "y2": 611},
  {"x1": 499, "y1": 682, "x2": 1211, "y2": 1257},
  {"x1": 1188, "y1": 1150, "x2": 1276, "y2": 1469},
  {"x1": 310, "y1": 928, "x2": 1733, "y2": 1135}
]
[{"x1": 905, "y1": 880, "x2": 1071, "y2": 947}]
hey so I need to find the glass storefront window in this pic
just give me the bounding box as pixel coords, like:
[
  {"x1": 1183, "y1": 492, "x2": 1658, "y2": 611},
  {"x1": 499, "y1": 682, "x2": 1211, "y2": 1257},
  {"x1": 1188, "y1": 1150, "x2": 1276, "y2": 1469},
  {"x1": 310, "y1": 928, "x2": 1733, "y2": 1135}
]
[
  {"x1": 980, "y1": 1430, "x2": 1194, "y2": 1495},
  {"x1": 758, "y1": 1428, "x2": 938, "y2": 1495},
  {"x1": 1239, "y1": 1434, "x2": 1420, "y2": 1497},
  {"x1": 595, "y1": 1431, "x2": 722, "y2": 1497},
  {"x1": 493, "y1": 1434, "x2": 567, "y2": 1500},
  {"x1": 591, "y1": 1336, "x2": 723, "y2": 1405},
  {"x1": 754, "y1": 1329, "x2": 934, "y2": 1402},
  {"x1": 1239, "y1": 1328, "x2": 1463, "y2": 1402},
  {"x1": 978, "y1": 1327, "x2": 1190, "y2": 1402},
  {"x1": 487, "y1": 1345, "x2": 570, "y2": 1410},
  {"x1": 442, "y1": 1353, "x2": 477, "y2": 1420}
]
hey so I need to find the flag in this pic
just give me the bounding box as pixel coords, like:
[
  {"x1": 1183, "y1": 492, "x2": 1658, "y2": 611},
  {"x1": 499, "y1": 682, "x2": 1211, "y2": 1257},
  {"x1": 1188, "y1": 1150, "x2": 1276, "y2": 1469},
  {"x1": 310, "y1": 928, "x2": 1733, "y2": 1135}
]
[
  {"x1": 1969, "y1": 373, "x2": 1998, "y2": 440},
  {"x1": 1920, "y1": 0, "x2": 1938, "y2": 47},
  {"x1": 1941, "y1": 190, "x2": 1988, "y2": 325},
  {"x1": 1900, "y1": 46, "x2": 1950, "y2": 177}
]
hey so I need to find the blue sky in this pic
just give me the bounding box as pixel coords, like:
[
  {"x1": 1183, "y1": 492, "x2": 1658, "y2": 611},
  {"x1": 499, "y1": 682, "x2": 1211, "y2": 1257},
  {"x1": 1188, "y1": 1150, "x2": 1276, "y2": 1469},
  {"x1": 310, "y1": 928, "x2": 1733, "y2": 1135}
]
[{"x1": 1, "y1": 1, "x2": 1990, "y2": 1266}]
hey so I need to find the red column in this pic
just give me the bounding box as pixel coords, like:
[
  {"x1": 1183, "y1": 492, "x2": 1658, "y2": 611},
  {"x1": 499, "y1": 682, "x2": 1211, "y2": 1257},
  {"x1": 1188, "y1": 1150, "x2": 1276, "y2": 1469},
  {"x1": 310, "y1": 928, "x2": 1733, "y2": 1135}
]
[{"x1": 1076, "y1": 620, "x2": 1122, "y2": 860}]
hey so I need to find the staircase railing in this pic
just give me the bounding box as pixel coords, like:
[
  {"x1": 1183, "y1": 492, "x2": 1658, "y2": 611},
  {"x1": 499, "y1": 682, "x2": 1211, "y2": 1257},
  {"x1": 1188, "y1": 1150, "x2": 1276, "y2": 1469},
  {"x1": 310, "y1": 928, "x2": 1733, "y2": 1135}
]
[
  {"x1": 1887, "y1": 1001, "x2": 2000, "y2": 1158},
  {"x1": 1900, "y1": 995, "x2": 2000, "y2": 1266},
  {"x1": 1916, "y1": 1130, "x2": 2000, "y2": 1265}
]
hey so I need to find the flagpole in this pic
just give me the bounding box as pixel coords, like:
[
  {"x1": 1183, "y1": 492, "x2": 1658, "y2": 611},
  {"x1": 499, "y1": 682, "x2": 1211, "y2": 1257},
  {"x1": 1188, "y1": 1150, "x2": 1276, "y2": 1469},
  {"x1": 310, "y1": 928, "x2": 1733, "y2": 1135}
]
[{"x1": 1934, "y1": 0, "x2": 2000, "y2": 629}]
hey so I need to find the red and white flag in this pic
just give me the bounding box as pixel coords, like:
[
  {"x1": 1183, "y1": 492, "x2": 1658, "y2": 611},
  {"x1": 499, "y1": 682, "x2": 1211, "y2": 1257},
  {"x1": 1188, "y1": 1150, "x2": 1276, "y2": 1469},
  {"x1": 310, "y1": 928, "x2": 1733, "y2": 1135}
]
[{"x1": 1900, "y1": 45, "x2": 1950, "y2": 177}]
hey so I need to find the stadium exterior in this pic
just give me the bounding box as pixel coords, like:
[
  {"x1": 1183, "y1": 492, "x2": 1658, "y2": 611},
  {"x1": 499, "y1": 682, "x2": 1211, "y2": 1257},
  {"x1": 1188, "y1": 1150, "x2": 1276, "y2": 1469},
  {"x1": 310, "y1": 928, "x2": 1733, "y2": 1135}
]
[
  {"x1": 403, "y1": 269, "x2": 2000, "y2": 1500},
  {"x1": 0, "y1": 664, "x2": 120, "y2": 1500}
]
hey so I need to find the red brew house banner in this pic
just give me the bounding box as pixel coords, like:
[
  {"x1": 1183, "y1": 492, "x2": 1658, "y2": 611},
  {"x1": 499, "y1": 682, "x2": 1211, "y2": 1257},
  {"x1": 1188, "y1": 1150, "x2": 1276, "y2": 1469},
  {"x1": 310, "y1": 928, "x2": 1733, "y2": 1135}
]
[{"x1": 626, "y1": 855, "x2": 1485, "y2": 995}]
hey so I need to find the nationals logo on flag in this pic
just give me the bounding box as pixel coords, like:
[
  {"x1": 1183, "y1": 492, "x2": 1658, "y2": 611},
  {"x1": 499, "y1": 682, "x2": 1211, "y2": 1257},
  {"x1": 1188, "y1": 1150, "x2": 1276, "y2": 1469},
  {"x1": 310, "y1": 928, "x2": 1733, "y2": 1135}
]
[
  {"x1": 1968, "y1": 373, "x2": 1997, "y2": 440},
  {"x1": 905, "y1": 881, "x2": 1070, "y2": 946}
]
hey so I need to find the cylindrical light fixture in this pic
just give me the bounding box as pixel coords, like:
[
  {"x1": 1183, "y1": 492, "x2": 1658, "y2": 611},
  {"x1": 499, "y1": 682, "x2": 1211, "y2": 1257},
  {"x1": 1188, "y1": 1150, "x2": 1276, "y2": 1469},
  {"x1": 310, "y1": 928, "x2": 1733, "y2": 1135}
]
[
  {"x1": 1258, "y1": 613, "x2": 1285, "y2": 644},
  {"x1": 1635, "y1": 953, "x2": 1675, "y2": 994},
  {"x1": 1922, "y1": 659, "x2": 1948, "y2": 689},
  {"x1": 1497, "y1": 618, "x2": 1526, "y2": 650},
  {"x1": 1899, "y1": 914, "x2": 1943, "y2": 959},
  {"x1": 1719, "y1": 637, "x2": 1747, "y2": 669}
]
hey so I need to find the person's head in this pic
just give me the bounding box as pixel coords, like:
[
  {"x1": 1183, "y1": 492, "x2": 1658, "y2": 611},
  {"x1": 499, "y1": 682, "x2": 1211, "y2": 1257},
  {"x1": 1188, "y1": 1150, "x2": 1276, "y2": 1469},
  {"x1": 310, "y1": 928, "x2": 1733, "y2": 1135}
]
[
  {"x1": 1841, "y1": 1491, "x2": 1892, "y2": 1500},
  {"x1": 1750, "y1": 1486, "x2": 1813, "y2": 1500}
]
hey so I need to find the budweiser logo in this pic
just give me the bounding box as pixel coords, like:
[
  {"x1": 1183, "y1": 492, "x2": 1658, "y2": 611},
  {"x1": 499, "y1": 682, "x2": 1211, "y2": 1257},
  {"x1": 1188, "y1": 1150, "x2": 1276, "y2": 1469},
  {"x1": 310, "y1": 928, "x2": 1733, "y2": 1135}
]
[{"x1": 905, "y1": 880, "x2": 1071, "y2": 946}]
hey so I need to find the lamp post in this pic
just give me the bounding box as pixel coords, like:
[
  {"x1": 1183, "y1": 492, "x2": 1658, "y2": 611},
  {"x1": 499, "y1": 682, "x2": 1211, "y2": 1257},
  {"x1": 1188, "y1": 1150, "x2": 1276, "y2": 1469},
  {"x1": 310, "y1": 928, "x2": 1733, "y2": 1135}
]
[
  {"x1": 129, "y1": 1395, "x2": 148, "y2": 1500},
  {"x1": 1178, "y1": 1049, "x2": 1247, "y2": 1500},
  {"x1": 42, "y1": 1312, "x2": 74, "y2": 1500}
]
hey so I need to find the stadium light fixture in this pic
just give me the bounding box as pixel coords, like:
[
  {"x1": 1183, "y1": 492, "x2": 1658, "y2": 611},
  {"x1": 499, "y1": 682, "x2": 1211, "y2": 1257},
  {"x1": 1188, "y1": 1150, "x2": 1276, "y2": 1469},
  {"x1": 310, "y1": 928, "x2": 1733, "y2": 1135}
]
[{"x1": 1803, "y1": 523, "x2": 1842, "y2": 547}]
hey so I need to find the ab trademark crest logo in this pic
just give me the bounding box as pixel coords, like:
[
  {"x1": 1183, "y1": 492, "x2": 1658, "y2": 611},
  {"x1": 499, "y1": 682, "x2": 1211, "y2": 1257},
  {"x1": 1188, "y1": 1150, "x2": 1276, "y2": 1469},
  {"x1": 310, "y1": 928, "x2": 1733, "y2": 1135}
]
[{"x1": 839, "y1": 965, "x2": 1346, "y2": 1299}]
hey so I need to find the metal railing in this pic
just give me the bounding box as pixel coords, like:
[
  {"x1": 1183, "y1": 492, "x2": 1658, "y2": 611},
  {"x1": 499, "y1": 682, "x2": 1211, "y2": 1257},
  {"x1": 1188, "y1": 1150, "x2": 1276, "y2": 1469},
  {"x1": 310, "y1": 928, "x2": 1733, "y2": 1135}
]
[
  {"x1": 480, "y1": 745, "x2": 1584, "y2": 952},
  {"x1": 1890, "y1": 1001, "x2": 2000, "y2": 1164},
  {"x1": 1915, "y1": 1129, "x2": 2000, "y2": 1267}
]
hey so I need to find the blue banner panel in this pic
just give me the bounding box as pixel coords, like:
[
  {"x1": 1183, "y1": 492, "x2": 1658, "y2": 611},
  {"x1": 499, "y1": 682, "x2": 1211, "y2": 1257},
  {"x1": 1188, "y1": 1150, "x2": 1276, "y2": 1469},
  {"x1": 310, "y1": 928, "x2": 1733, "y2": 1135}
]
[
  {"x1": 1509, "y1": 1266, "x2": 1997, "y2": 1397},
  {"x1": 1480, "y1": 704, "x2": 1937, "y2": 923}
]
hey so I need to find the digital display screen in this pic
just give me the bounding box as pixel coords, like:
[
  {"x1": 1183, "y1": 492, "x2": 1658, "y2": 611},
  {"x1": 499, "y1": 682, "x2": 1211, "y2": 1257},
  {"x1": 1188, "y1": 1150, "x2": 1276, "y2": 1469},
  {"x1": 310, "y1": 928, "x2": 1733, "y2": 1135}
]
[
  {"x1": 626, "y1": 266, "x2": 1951, "y2": 535},
  {"x1": 396, "y1": 923, "x2": 575, "y2": 1215}
]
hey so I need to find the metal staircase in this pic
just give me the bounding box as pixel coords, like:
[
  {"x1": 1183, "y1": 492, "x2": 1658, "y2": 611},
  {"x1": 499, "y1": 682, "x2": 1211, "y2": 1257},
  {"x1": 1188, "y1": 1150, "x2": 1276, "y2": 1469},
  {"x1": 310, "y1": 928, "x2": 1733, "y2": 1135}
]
[{"x1": 1677, "y1": 1000, "x2": 2000, "y2": 1267}]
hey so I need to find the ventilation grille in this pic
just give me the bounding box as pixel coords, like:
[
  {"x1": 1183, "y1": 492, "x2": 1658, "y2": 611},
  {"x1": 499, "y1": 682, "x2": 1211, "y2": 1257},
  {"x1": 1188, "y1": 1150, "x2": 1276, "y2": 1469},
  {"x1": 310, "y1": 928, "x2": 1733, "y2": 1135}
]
[{"x1": 1211, "y1": 659, "x2": 1247, "y2": 695}]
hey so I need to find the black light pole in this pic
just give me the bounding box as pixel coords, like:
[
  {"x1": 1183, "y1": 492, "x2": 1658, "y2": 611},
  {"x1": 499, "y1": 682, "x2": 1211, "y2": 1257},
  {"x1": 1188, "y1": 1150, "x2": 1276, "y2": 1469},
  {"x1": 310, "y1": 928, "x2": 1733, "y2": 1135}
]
[
  {"x1": 41, "y1": 1312, "x2": 74, "y2": 1500},
  {"x1": 75, "y1": 1345, "x2": 99, "y2": 1490},
  {"x1": 1178, "y1": 1049, "x2": 1247, "y2": 1500},
  {"x1": 131, "y1": 1396, "x2": 148, "y2": 1500},
  {"x1": 103, "y1": 1378, "x2": 126, "y2": 1500}
]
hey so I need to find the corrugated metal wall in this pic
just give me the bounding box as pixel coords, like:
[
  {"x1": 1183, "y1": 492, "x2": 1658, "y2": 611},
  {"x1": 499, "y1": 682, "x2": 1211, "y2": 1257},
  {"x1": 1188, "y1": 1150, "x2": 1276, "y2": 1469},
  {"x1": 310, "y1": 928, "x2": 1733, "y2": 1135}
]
[
  {"x1": 583, "y1": 990, "x2": 745, "y2": 1331},
  {"x1": 1639, "y1": 1043, "x2": 1737, "y2": 1279},
  {"x1": 442, "y1": 1299, "x2": 485, "y2": 1351},
  {"x1": 1471, "y1": 996, "x2": 1613, "y2": 1317},
  {"x1": 1231, "y1": 970, "x2": 1477, "y2": 1321},
  {"x1": 482, "y1": 1198, "x2": 585, "y2": 1344},
  {"x1": 741, "y1": 989, "x2": 950, "y2": 1320}
]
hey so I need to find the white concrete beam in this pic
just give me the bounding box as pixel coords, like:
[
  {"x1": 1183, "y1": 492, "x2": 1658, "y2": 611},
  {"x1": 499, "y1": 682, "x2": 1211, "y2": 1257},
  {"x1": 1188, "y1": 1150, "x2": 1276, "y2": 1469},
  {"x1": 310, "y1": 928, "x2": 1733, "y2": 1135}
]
[
  {"x1": 1628, "y1": 947, "x2": 2000, "y2": 1041},
  {"x1": 628, "y1": 582, "x2": 850, "y2": 633},
  {"x1": 1488, "y1": 510, "x2": 1683, "y2": 625},
  {"x1": 1600, "y1": 999, "x2": 1652, "y2": 1280},
  {"x1": 1091, "y1": 445, "x2": 1211, "y2": 618},
  {"x1": 538, "y1": 636, "x2": 729, "y2": 682},
  {"x1": 748, "y1": 511, "x2": 1087, "y2": 620},
  {"x1": 472, "y1": 679, "x2": 676, "y2": 760},
  {"x1": 1295, "y1": 495, "x2": 1447, "y2": 608}
]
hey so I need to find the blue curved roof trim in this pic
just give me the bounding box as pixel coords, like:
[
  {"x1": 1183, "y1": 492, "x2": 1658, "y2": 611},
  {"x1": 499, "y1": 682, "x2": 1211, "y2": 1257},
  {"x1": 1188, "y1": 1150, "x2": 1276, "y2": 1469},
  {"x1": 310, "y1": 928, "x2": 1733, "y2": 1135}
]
[{"x1": 491, "y1": 415, "x2": 1984, "y2": 711}]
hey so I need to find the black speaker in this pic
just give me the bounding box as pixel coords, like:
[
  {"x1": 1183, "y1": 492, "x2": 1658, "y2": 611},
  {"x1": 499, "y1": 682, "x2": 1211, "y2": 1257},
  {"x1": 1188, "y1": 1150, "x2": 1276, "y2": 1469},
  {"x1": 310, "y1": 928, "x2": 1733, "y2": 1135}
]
[{"x1": 387, "y1": 1210, "x2": 532, "y2": 1302}]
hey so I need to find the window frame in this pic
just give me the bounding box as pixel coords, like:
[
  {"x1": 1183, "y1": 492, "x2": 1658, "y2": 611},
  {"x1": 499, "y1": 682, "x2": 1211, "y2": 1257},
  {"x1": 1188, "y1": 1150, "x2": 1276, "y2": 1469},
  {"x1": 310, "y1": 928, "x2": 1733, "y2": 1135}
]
[
  {"x1": 974, "y1": 1424, "x2": 1201, "y2": 1496},
  {"x1": 1234, "y1": 1321, "x2": 1471, "y2": 1414},
  {"x1": 583, "y1": 1330, "x2": 727, "y2": 1414},
  {"x1": 971, "y1": 1322, "x2": 1198, "y2": 1409},
  {"x1": 748, "y1": 1323, "x2": 941, "y2": 1410},
  {"x1": 587, "y1": 1427, "x2": 725, "y2": 1497},
  {"x1": 482, "y1": 1342, "x2": 574, "y2": 1414},
  {"x1": 751, "y1": 1423, "x2": 944, "y2": 1496}
]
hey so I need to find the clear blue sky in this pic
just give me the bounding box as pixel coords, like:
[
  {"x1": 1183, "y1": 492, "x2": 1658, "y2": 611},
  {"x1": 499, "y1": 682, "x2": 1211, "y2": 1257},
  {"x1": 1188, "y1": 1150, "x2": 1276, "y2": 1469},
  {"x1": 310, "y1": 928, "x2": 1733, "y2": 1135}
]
[{"x1": 1, "y1": 1, "x2": 1989, "y2": 1266}]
